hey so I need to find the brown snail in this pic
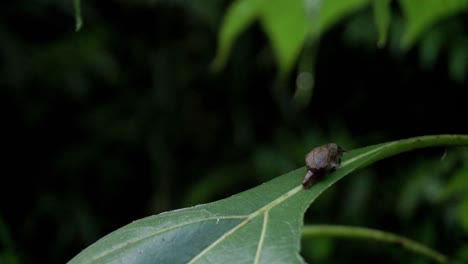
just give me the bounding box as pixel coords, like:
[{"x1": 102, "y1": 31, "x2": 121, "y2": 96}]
[{"x1": 302, "y1": 143, "x2": 345, "y2": 189}]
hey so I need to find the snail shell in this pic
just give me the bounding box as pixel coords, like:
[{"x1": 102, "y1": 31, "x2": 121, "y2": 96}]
[{"x1": 302, "y1": 143, "x2": 345, "y2": 189}]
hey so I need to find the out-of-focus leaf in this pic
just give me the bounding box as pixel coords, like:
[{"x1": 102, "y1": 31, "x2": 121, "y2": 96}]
[
  {"x1": 74, "y1": 0, "x2": 83, "y2": 31},
  {"x1": 439, "y1": 152, "x2": 468, "y2": 234},
  {"x1": 448, "y1": 39, "x2": 468, "y2": 82},
  {"x1": 213, "y1": 0, "x2": 370, "y2": 74},
  {"x1": 68, "y1": 135, "x2": 468, "y2": 264},
  {"x1": 184, "y1": 0, "x2": 221, "y2": 30},
  {"x1": 317, "y1": 0, "x2": 370, "y2": 36},
  {"x1": 301, "y1": 237, "x2": 334, "y2": 262},
  {"x1": 343, "y1": 11, "x2": 378, "y2": 46},
  {"x1": 454, "y1": 244, "x2": 468, "y2": 262},
  {"x1": 0, "y1": 215, "x2": 19, "y2": 264},
  {"x1": 0, "y1": 252, "x2": 19, "y2": 264},
  {"x1": 372, "y1": 0, "x2": 391, "y2": 47},
  {"x1": 212, "y1": 0, "x2": 262, "y2": 71},
  {"x1": 398, "y1": 161, "x2": 443, "y2": 220},
  {"x1": 399, "y1": 0, "x2": 468, "y2": 48},
  {"x1": 260, "y1": 0, "x2": 307, "y2": 76},
  {"x1": 293, "y1": 70, "x2": 315, "y2": 108},
  {"x1": 442, "y1": 163, "x2": 468, "y2": 199},
  {"x1": 340, "y1": 170, "x2": 373, "y2": 223},
  {"x1": 419, "y1": 27, "x2": 444, "y2": 70},
  {"x1": 459, "y1": 197, "x2": 468, "y2": 233}
]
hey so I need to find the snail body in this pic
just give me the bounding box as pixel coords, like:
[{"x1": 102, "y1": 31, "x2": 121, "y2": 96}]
[{"x1": 302, "y1": 143, "x2": 345, "y2": 189}]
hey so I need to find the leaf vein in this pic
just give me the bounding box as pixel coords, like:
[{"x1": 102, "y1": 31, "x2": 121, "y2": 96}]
[
  {"x1": 253, "y1": 211, "x2": 268, "y2": 264},
  {"x1": 91, "y1": 215, "x2": 247, "y2": 262}
]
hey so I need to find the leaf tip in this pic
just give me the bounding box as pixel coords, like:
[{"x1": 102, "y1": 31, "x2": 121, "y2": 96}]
[
  {"x1": 74, "y1": 0, "x2": 83, "y2": 32},
  {"x1": 75, "y1": 19, "x2": 83, "y2": 32}
]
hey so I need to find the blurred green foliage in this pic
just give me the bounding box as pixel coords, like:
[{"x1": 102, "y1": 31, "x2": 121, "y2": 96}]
[
  {"x1": 215, "y1": 0, "x2": 468, "y2": 89},
  {"x1": 373, "y1": 0, "x2": 391, "y2": 47},
  {"x1": 213, "y1": 0, "x2": 371, "y2": 76},
  {"x1": 400, "y1": 0, "x2": 468, "y2": 48},
  {"x1": 0, "y1": 0, "x2": 467, "y2": 263},
  {"x1": 0, "y1": 214, "x2": 20, "y2": 264}
]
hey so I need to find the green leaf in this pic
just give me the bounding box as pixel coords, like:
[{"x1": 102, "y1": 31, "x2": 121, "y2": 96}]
[
  {"x1": 259, "y1": 0, "x2": 308, "y2": 76},
  {"x1": 211, "y1": 0, "x2": 262, "y2": 71},
  {"x1": 442, "y1": 162, "x2": 468, "y2": 199},
  {"x1": 213, "y1": 0, "x2": 370, "y2": 74},
  {"x1": 74, "y1": 0, "x2": 83, "y2": 32},
  {"x1": 454, "y1": 244, "x2": 468, "y2": 262},
  {"x1": 69, "y1": 135, "x2": 468, "y2": 264},
  {"x1": 372, "y1": 0, "x2": 391, "y2": 47},
  {"x1": 399, "y1": 0, "x2": 468, "y2": 48},
  {"x1": 397, "y1": 162, "x2": 441, "y2": 220},
  {"x1": 317, "y1": 0, "x2": 370, "y2": 36},
  {"x1": 419, "y1": 27, "x2": 444, "y2": 69},
  {"x1": 459, "y1": 197, "x2": 468, "y2": 233},
  {"x1": 448, "y1": 39, "x2": 468, "y2": 83}
]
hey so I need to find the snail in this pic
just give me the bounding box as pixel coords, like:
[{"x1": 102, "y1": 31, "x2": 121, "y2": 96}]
[{"x1": 302, "y1": 143, "x2": 345, "y2": 189}]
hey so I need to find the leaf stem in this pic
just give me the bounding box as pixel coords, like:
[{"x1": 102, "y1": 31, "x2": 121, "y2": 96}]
[
  {"x1": 301, "y1": 225, "x2": 448, "y2": 263},
  {"x1": 355, "y1": 134, "x2": 468, "y2": 170}
]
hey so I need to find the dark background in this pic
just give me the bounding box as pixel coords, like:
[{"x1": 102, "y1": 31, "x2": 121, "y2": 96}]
[{"x1": 1, "y1": 1, "x2": 467, "y2": 263}]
